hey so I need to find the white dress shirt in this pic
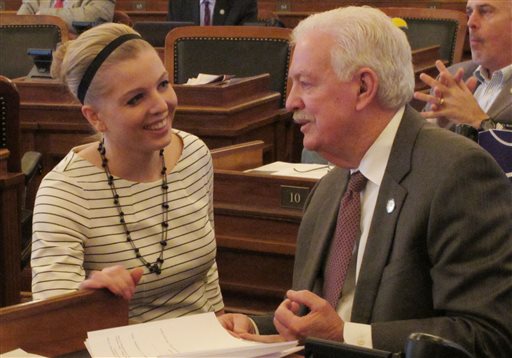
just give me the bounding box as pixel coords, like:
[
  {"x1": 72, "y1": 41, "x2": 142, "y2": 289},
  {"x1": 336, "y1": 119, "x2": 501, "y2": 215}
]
[
  {"x1": 340, "y1": 106, "x2": 405, "y2": 348},
  {"x1": 199, "y1": 0, "x2": 216, "y2": 26}
]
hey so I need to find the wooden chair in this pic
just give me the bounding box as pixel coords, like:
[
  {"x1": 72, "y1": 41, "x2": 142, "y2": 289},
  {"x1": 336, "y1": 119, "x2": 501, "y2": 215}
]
[
  {"x1": 0, "y1": 76, "x2": 23, "y2": 308},
  {"x1": 0, "y1": 289, "x2": 128, "y2": 356},
  {"x1": 165, "y1": 26, "x2": 293, "y2": 107},
  {"x1": 0, "y1": 14, "x2": 69, "y2": 79},
  {"x1": 380, "y1": 7, "x2": 468, "y2": 66},
  {"x1": 0, "y1": 76, "x2": 42, "y2": 299},
  {"x1": 0, "y1": 75, "x2": 21, "y2": 173},
  {"x1": 113, "y1": 9, "x2": 133, "y2": 27}
]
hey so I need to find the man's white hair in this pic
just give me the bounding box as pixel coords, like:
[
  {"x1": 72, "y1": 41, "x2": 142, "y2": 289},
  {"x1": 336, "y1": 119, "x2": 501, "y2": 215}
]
[{"x1": 292, "y1": 6, "x2": 415, "y2": 109}]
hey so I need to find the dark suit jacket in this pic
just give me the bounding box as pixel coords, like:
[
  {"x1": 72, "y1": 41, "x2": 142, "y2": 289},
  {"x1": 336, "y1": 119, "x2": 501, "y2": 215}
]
[
  {"x1": 448, "y1": 60, "x2": 512, "y2": 124},
  {"x1": 253, "y1": 106, "x2": 512, "y2": 357},
  {"x1": 168, "y1": 0, "x2": 257, "y2": 25}
]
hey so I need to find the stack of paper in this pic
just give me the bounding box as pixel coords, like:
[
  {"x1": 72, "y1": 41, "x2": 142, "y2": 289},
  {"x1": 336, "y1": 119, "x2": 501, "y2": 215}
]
[
  {"x1": 185, "y1": 73, "x2": 234, "y2": 85},
  {"x1": 1, "y1": 349, "x2": 46, "y2": 357},
  {"x1": 85, "y1": 312, "x2": 298, "y2": 357},
  {"x1": 245, "y1": 161, "x2": 333, "y2": 180}
]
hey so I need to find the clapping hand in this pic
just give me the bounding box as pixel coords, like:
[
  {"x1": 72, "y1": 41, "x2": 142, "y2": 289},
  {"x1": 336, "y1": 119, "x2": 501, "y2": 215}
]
[{"x1": 414, "y1": 60, "x2": 486, "y2": 129}]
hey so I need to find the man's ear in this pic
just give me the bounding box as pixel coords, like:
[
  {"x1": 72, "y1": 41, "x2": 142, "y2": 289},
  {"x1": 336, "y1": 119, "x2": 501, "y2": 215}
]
[
  {"x1": 355, "y1": 68, "x2": 378, "y2": 111},
  {"x1": 81, "y1": 105, "x2": 107, "y2": 132}
]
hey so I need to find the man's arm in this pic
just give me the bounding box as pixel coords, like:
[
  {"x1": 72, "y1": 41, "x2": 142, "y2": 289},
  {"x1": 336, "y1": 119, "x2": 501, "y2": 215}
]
[
  {"x1": 240, "y1": 0, "x2": 258, "y2": 24},
  {"x1": 167, "y1": 0, "x2": 181, "y2": 22},
  {"x1": 229, "y1": 0, "x2": 258, "y2": 25},
  {"x1": 36, "y1": 0, "x2": 115, "y2": 30},
  {"x1": 371, "y1": 146, "x2": 512, "y2": 357}
]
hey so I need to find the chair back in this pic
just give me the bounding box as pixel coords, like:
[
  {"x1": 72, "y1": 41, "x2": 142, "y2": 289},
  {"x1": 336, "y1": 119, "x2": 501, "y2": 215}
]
[
  {"x1": 0, "y1": 75, "x2": 21, "y2": 173},
  {"x1": 134, "y1": 21, "x2": 195, "y2": 47},
  {"x1": 0, "y1": 14, "x2": 69, "y2": 79},
  {"x1": 380, "y1": 7, "x2": 468, "y2": 66},
  {"x1": 113, "y1": 10, "x2": 133, "y2": 27},
  {"x1": 165, "y1": 26, "x2": 292, "y2": 106}
]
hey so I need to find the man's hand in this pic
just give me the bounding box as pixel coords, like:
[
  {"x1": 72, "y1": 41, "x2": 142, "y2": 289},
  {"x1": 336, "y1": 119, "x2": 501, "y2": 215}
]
[
  {"x1": 414, "y1": 60, "x2": 486, "y2": 129},
  {"x1": 272, "y1": 290, "x2": 344, "y2": 342},
  {"x1": 79, "y1": 265, "x2": 143, "y2": 300}
]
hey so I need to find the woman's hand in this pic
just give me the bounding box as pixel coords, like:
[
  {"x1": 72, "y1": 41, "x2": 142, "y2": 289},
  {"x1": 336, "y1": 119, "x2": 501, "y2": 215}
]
[
  {"x1": 218, "y1": 313, "x2": 256, "y2": 336},
  {"x1": 217, "y1": 313, "x2": 286, "y2": 343},
  {"x1": 79, "y1": 265, "x2": 143, "y2": 300}
]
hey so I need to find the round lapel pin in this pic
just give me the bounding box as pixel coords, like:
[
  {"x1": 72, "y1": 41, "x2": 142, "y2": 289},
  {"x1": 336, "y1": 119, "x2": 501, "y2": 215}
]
[{"x1": 386, "y1": 199, "x2": 395, "y2": 214}]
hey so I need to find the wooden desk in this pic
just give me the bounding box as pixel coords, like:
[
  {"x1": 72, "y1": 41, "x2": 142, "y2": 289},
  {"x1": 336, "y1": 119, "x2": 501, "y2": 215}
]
[
  {"x1": 0, "y1": 290, "x2": 128, "y2": 357},
  {"x1": 0, "y1": 149, "x2": 23, "y2": 308},
  {"x1": 214, "y1": 170, "x2": 316, "y2": 314},
  {"x1": 211, "y1": 142, "x2": 318, "y2": 314},
  {"x1": 125, "y1": 10, "x2": 167, "y2": 23}
]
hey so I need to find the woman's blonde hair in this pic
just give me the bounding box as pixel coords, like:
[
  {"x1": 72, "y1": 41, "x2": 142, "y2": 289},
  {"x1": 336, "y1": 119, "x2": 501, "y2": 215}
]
[{"x1": 51, "y1": 23, "x2": 154, "y2": 105}]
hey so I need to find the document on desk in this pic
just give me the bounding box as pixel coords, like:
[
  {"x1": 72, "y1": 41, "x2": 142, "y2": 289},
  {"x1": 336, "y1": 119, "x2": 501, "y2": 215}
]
[
  {"x1": 245, "y1": 161, "x2": 333, "y2": 180},
  {"x1": 185, "y1": 73, "x2": 235, "y2": 85},
  {"x1": 85, "y1": 312, "x2": 298, "y2": 357}
]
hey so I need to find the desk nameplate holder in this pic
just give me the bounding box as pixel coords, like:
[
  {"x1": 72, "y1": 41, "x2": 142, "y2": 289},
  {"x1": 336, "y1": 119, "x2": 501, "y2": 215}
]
[{"x1": 281, "y1": 185, "x2": 310, "y2": 210}]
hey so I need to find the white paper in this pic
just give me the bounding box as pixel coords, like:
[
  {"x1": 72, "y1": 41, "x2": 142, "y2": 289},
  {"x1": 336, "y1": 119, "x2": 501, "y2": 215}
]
[
  {"x1": 0, "y1": 348, "x2": 46, "y2": 357},
  {"x1": 85, "y1": 312, "x2": 297, "y2": 358},
  {"x1": 245, "y1": 161, "x2": 333, "y2": 179},
  {"x1": 185, "y1": 73, "x2": 233, "y2": 85}
]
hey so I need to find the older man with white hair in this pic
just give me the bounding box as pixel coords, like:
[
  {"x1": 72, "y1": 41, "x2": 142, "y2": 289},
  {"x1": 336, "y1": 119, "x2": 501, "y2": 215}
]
[{"x1": 218, "y1": 6, "x2": 512, "y2": 357}]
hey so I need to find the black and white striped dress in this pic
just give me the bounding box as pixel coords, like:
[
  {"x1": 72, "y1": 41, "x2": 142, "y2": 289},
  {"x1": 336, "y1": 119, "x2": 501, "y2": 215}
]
[{"x1": 31, "y1": 130, "x2": 224, "y2": 322}]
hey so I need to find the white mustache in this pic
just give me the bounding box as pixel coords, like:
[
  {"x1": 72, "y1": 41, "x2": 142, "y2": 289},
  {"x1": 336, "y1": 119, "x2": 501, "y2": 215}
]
[{"x1": 293, "y1": 112, "x2": 315, "y2": 122}]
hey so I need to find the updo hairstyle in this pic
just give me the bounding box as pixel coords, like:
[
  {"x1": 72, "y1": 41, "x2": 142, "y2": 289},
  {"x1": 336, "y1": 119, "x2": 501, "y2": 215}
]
[{"x1": 51, "y1": 23, "x2": 154, "y2": 105}]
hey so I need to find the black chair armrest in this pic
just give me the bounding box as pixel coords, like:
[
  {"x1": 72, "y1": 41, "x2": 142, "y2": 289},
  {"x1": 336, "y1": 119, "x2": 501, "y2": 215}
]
[{"x1": 405, "y1": 332, "x2": 474, "y2": 358}]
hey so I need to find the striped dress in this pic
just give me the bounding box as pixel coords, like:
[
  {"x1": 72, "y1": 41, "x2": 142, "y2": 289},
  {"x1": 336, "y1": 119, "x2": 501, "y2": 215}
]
[{"x1": 31, "y1": 130, "x2": 224, "y2": 322}]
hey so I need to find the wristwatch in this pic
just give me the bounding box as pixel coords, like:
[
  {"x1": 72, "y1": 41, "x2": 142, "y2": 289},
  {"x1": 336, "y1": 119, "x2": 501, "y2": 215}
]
[{"x1": 479, "y1": 117, "x2": 497, "y2": 131}]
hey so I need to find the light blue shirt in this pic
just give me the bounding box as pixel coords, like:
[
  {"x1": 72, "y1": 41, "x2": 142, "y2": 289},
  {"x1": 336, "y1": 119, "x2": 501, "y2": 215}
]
[{"x1": 473, "y1": 64, "x2": 512, "y2": 113}]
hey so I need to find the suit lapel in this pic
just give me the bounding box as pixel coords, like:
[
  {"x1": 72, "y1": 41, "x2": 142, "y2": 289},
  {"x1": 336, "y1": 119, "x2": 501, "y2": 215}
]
[
  {"x1": 351, "y1": 106, "x2": 423, "y2": 323},
  {"x1": 187, "y1": 0, "x2": 200, "y2": 24},
  {"x1": 213, "y1": 0, "x2": 230, "y2": 25},
  {"x1": 299, "y1": 170, "x2": 349, "y2": 293}
]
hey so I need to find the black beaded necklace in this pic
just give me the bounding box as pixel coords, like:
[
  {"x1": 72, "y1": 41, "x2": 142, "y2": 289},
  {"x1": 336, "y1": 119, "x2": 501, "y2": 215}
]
[{"x1": 98, "y1": 140, "x2": 169, "y2": 275}]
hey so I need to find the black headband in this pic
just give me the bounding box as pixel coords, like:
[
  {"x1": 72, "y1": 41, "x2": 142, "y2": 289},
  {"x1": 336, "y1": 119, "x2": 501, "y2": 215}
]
[{"x1": 77, "y1": 33, "x2": 142, "y2": 104}]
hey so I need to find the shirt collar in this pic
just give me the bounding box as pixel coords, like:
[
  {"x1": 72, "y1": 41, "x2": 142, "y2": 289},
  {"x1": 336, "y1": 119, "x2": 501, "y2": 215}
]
[
  {"x1": 474, "y1": 63, "x2": 512, "y2": 84},
  {"x1": 355, "y1": 106, "x2": 405, "y2": 186}
]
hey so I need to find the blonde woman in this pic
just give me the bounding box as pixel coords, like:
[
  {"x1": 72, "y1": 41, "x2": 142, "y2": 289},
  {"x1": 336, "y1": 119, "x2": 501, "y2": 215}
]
[{"x1": 31, "y1": 23, "x2": 224, "y2": 322}]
